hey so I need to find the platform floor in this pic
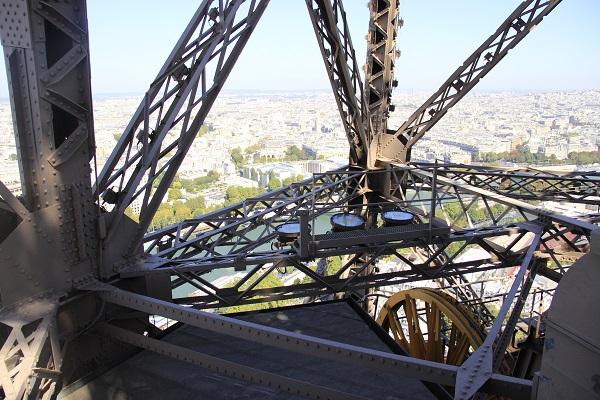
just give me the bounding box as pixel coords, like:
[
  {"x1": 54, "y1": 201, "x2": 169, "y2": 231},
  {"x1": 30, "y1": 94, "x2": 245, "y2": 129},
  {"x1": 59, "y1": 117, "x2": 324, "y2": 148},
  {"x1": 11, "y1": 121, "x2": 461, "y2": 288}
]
[{"x1": 62, "y1": 300, "x2": 438, "y2": 400}]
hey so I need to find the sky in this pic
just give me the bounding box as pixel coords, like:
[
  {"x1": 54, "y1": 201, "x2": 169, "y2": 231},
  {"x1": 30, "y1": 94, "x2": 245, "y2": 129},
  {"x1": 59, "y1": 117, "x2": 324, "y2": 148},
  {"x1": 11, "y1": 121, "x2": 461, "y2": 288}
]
[{"x1": 0, "y1": 0, "x2": 598, "y2": 97}]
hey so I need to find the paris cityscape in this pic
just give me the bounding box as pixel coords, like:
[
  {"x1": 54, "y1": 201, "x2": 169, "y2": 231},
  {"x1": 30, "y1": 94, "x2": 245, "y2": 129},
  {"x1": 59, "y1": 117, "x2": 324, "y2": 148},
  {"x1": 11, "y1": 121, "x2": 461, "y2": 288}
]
[
  {"x1": 1, "y1": 89, "x2": 599, "y2": 217},
  {"x1": 1, "y1": 0, "x2": 599, "y2": 398},
  {"x1": 2, "y1": 88, "x2": 596, "y2": 325}
]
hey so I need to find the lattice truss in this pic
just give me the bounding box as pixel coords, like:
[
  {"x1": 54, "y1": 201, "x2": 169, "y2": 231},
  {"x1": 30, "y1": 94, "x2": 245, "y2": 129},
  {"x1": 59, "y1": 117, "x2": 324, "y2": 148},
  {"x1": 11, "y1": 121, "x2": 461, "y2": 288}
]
[
  {"x1": 376, "y1": 0, "x2": 562, "y2": 163},
  {"x1": 2, "y1": 0, "x2": 600, "y2": 399},
  {"x1": 95, "y1": 0, "x2": 270, "y2": 252},
  {"x1": 306, "y1": 0, "x2": 369, "y2": 164},
  {"x1": 0, "y1": 301, "x2": 61, "y2": 400},
  {"x1": 424, "y1": 163, "x2": 600, "y2": 205},
  {"x1": 132, "y1": 165, "x2": 597, "y2": 310}
]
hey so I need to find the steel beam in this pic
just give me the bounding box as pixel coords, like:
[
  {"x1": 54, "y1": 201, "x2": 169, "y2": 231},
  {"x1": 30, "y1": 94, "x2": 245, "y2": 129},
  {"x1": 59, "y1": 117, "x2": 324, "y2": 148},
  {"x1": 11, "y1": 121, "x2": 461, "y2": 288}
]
[
  {"x1": 409, "y1": 166, "x2": 598, "y2": 234},
  {"x1": 454, "y1": 227, "x2": 542, "y2": 399},
  {"x1": 364, "y1": 0, "x2": 400, "y2": 152},
  {"x1": 95, "y1": 0, "x2": 270, "y2": 271},
  {"x1": 375, "y1": 0, "x2": 563, "y2": 163},
  {"x1": 0, "y1": 0, "x2": 99, "y2": 305},
  {"x1": 99, "y1": 323, "x2": 371, "y2": 400},
  {"x1": 0, "y1": 299, "x2": 60, "y2": 400},
  {"x1": 305, "y1": 0, "x2": 369, "y2": 165},
  {"x1": 418, "y1": 163, "x2": 600, "y2": 205},
  {"x1": 142, "y1": 169, "x2": 363, "y2": 260},
  {"x1": 121, "y1": 165, "x2": 595, "y2": 313},
  {"x1": 90, "y1": 283, "x2": 532, "y2": 399}
]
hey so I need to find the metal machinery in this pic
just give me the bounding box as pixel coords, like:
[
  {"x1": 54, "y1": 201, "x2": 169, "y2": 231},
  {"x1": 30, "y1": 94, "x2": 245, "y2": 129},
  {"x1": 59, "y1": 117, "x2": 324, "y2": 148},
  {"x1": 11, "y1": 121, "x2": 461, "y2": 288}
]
[{"x1": 0, "y1": 0, "x2": 599, "y2": 399}]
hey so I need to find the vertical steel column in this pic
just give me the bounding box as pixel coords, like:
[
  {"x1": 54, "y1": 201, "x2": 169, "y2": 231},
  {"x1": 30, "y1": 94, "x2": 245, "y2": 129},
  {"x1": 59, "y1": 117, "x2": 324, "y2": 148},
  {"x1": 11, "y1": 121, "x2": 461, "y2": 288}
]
[
  {"x1": 364, "y1": 0, "x2": 400, "y2": 162},
  {"x1": 305, "y1": 0, "x2": 369, "y2": 165},
  {"x1": 376, "y1": 0, "x2": 564, "y2": 164},
  {"x1": 0, "y1": 0, "x2": 98, "y2": 305},
  {"x1": 94, "y1": 1, "x2": 270, "y2": 275}
]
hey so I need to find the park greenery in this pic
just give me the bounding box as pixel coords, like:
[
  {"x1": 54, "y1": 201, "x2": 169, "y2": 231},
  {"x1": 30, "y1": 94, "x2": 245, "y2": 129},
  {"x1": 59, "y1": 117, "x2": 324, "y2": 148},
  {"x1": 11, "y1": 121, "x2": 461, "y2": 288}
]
[
  {"x1": 224, "y1": 186, "x2": 265, "y2": 205},
  {"x1": 230, "y1": 144, "x2": 316, "y2": 168},
  {"x1": 475, "y1": 145, "x2": 600, "y2": 165},
  {"x1": 196, "y1": 124, "x2": 210, "y2": 138},
  {"x1": 152, "y1": 170, "x2": 219, "y2": 194},
  {"x1": 230, "y1": 147, "x2": 245, "y2": 168},
  {"x1": 180, "y1": 170, "x2": 220, "y2": 193},
  {"x1": 442, "y1": 201, "x2": 509, "y2": 227},
  {"x1": 143, "y1": 168, "x2": 305, "y2": 229},
  {"x1": 150, "y1": 193, "x2": 211, "y2": 229},
  {"x1": 299, "y1": 257, "x2": 344, "y2": 285},
  {"x1": 146, "y1": 184, "x2": 266, "y2": 229},
  {"x1": 219, "y1": 271, "x2": 296, "y2": 313},
  {"x1": 265, "y1": 171, "x2": 305, "y2": 190}
]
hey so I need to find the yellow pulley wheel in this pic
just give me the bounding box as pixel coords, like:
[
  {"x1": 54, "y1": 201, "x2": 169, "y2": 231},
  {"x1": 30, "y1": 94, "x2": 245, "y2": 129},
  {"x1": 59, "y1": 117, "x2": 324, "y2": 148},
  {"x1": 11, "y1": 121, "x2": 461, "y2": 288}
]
[{"x1": 377, "y1": 288, "x2": 486, "y2": 365}]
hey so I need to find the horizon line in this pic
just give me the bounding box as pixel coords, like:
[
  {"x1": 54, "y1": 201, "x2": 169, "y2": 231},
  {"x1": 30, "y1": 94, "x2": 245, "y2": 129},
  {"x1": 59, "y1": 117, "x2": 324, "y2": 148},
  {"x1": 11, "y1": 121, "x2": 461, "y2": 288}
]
[{"x1": 0, "y1": 88, "x2": 599, "y2": 102}]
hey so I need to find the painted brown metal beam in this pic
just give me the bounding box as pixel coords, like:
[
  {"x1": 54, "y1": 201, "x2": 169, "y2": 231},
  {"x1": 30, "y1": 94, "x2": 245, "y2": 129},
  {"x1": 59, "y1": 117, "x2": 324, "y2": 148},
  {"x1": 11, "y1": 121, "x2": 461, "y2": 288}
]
[
  {"x1": 376, "y1": 0, "x2": 563, "y2": 163},
  {"x1": 306, "y1": 0, "x2": 369, "y2": 165}
]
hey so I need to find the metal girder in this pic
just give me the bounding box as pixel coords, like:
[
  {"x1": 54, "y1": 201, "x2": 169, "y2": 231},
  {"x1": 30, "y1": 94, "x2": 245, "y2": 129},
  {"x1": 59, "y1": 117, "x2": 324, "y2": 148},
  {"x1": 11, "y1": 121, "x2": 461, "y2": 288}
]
[
  {"x1": 172, "y1": 261, "x2": 515, "y2": 311},
  {"x1": 0, "y1": 0, "x2": 99, "y2": 306},
  {"x1": 408, "y1": 166, "x2": 598, "y2": 234},
  {"x1": 305, "y1": 0, "x2": 369, "y2": 165},
  {"x1": 118, "y1": 165, "x2": 595, "y2": 313},
  {"x1": 492, "y1": 258, "x2": 542, "y2": 372},
  {"x1": 2, "y1": 0, "x2": 96, "y2": 213},
  {"x1": 0, "y1": 0, "x2": 596, "y2": 397},
  {"x1": 88, "y1": 282, "x2": 532, "y2": 399},
  {"x1": 141, "y1": 169, "x2": 364, "y2": 261},
  {"x1": 364, "y1": 0, "x2": 400, "y2": 150},
  {"x1": 415, "y1": 163, "x2": 600, "y2": 205},
  {"x1": 0, "y1": 180, "x2": 27, "y2": 220},
  {"x1": 95, "y1": 0, "x2": 269, "y2": 264},
  {"x1": 454, "y1": 226, "x2": 542, "y2": 399},
  {"x1": 98, "y1": 323, "x2": 370, "y2": 400},
  {"x1": 141, "y1": 226, "x2": 524, "y2": 308},
  {"x1": 0, "y1": 299, "x2": 61, "y2": 400},
  {"x1": 375, "y1": 0, "x2": 563, "y2": 163}
]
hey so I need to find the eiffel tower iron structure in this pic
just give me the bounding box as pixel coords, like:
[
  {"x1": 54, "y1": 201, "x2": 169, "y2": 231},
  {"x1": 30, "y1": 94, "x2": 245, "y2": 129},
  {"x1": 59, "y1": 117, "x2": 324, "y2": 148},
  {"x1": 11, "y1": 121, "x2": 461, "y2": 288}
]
[{"x1": 0, "y1": 0, "x2": 599, "y2": 399}]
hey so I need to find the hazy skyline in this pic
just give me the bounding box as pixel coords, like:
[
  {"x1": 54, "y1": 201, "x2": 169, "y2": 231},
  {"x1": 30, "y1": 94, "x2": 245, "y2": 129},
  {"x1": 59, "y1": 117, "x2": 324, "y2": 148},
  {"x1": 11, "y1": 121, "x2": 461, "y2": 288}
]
[{"x1": 0, "y1": 0, "x2": 598, "y2": 97}]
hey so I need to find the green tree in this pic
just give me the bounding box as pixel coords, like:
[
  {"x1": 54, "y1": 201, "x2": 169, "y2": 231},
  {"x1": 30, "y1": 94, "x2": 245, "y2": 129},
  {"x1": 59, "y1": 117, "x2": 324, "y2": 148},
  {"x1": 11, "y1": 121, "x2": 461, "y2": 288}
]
[
  {"x1": 181, "y1": 170, "x2": 220, "y2": 192},
  {"x1": 168, "y1": 188, "x2": 183, "y2": 201},
  {"x1": 225, "y1": 186, "x2": 264, "y2": 204},
  {"x1": 151, "y1": 204, "x2": 175, "y2": 229},
  {"x1": 173, "y1": 203, "x2": 192, "y2": 220},
  {"x1": 268, "y1": 177, "x2": 282, "y2": 190},
  {"x1": 283, "y1": 145, "x2": 315, "y2": 161},
  {"x1": 219, "y1": 270, "x2": 292, "y2": 313},
  {"x1": 230, "y1": 147, "x2": 245, "y2": 168},
  {"x1": 197, "y1": 124, "x2": 209, "y2": 138},
  {"x1": 186, "y1": 195, "x2": 206, "y2": 215},
  {"x1": 152, "y1": 172, "x2": 165, "y2": 189},
  {"x1": 467, "y1": 206, "x2": 486, "y2": 222},
  {"x1": 282, "y1": 174, "x2": 305, "y2": 186},
  {"x1": 443, "y1": 202, "x2": 463, "y2": 221},
  {"x1": 326, "y1": 256, "x2": 343, "y2": 275},
  {"x1": 245, "y1": 144, "x2": 262, "y2": 154}
]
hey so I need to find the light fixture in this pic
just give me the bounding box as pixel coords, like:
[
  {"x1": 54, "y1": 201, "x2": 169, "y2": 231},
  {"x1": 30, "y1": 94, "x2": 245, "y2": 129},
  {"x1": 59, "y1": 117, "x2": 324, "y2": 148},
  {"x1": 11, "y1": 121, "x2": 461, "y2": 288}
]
[
  {"x1": 381, "y1": 210, "x2": 415, "y2": 227},
  {"x1": 330, "y1": 212, "x2": 366, "y2": 232},
  {"x1": 276, "y1": 222, "x2": 301, "y2": 243}
]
